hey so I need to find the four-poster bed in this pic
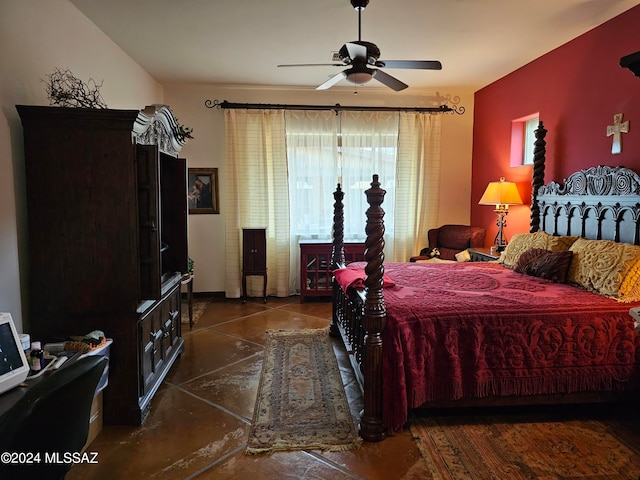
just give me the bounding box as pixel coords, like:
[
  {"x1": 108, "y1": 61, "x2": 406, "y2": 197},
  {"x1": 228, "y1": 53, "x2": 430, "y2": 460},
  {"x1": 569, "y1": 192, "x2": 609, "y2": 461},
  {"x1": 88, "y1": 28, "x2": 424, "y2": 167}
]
[{"x1": 330, "y1": 122, "x2": 640, "y2": 441}]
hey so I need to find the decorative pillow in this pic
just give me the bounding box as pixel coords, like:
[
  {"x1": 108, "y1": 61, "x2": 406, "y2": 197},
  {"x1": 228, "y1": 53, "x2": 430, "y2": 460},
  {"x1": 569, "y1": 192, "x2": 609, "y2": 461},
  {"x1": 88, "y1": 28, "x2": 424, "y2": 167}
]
[
  {"x1": 499, "y1": 231, "x2": 579, "y2": 268},
  {"x1": 619, "y1": 256, "x2": 640, "y2": 302},
  {"x1": 333, "y1": 268, "x2": 395, "y2": 292},
  {"x1": 568, "y1": 238, "x2": 640, "y2": 301},
  {"x1": 546, "y1": 234, "x2": 580, "y2": 252},
  {"x1": 514, "y1": 248, "x2": 573, "y2": 283},
  {"x1": 513, "y1": 248, "x2": 549, "y2": 272},
  {"x1": 455, "y1": 249, "x2": 471, "y2": 262}
]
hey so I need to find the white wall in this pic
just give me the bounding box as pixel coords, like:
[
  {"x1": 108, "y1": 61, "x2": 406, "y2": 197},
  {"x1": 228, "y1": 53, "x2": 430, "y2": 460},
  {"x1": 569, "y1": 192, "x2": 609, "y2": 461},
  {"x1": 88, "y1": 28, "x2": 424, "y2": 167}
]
[
  {"x1": 0, "y1": 1, "x2": 475, "y2": 328},
  {"x1": 0, "y1": 0, "x2": 163, "y2": 331},
  {"x1": 165, "y1": 85, "x2": 474, "y2": 294}
]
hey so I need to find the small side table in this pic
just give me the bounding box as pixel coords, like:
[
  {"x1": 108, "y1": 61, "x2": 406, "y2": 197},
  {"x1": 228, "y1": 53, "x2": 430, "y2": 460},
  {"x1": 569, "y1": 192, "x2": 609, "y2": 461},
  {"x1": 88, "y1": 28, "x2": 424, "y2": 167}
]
[
  {"x1": 468, "y1": 247, "x2": 501, "y2": 262},
  {"x1": 181, "y1": 272, "x2": 194, "y2": 329}
]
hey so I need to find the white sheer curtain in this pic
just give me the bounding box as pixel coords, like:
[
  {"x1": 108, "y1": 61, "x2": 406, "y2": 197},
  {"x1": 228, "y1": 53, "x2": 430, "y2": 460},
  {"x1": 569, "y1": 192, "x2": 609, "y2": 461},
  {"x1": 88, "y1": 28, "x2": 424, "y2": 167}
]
[
  {"x1": 285, "y1": 110, "x2": 399, "y2": 292},
  {"x1": 285, "y1": 110, "x2": 338, "y2": 293},
  {"x1": 394, "y1": 112, "x2": 442, "y2": 262},
  {"x1": 341, "y1": 111, "x2": 399, "y2": 256},
  {"x1": 224, "y1": 109, "x2": 291, "y2": 298}
]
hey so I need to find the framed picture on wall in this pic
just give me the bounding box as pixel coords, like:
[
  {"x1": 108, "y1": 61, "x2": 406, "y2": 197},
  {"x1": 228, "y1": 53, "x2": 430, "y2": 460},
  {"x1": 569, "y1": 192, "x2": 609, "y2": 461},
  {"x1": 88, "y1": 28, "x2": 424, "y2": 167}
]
[{"x1": 188, "y1": 168, "x2": 219, "y2": 214}]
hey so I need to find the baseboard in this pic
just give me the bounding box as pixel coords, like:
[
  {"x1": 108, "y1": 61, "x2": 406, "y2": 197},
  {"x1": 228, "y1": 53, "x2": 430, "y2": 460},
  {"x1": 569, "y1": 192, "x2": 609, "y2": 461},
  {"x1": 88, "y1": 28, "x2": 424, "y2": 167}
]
[{"x1": 196, "y1": 291, "x2": 225, "y2": 299}]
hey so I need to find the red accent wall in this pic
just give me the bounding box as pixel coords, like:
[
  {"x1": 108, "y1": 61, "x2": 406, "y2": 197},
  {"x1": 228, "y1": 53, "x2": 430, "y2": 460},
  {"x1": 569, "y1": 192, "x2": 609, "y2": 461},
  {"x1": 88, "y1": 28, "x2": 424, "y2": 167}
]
[{"x1": 471, "y1": 5, "x2": 640, "y2": 246}]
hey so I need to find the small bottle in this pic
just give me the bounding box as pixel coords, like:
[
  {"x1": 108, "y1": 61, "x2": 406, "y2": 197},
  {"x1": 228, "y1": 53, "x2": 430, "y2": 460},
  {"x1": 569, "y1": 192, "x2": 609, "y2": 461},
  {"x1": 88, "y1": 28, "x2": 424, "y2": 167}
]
[{"x1": 30, "y1": 341, "x2": 44, "y2": 371}]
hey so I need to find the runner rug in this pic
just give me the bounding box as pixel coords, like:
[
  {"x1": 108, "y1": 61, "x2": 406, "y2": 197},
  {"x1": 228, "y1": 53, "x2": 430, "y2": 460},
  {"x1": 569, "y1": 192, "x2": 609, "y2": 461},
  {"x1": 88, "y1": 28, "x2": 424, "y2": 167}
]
[
  {"x1": 180, "y1": 299, "x2": 208, "y2": 325},
  {"x1": 246, "y1": 328, "x2": 362, "y2": 454},
  {"x1": 409, "y1": 406, "x2": 640, "y2": 479}
]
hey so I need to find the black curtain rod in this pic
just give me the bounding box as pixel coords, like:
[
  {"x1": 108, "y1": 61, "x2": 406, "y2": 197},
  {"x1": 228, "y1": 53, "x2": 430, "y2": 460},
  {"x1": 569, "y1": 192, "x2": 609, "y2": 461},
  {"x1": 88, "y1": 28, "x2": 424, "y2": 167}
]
[{"x1": 204, "y1": 99, "x2": 464, "y2": 114}]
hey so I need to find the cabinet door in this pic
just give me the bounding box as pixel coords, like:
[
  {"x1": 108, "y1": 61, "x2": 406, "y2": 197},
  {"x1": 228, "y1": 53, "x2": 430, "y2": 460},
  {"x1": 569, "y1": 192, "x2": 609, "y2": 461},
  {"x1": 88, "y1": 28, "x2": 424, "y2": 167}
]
[
  {"x1": 140, "y1": 304, "x2": 163, "y2": 396},
  {"x1": 161, "y1": 286, "x2": 181, "y2": 360},
  {"x1": 243, "y1": 229, "x2": 266, "y2": 273},
  {"x1": 137, "y1": 145, "x2": 161, "y2": 300},
  {"x1": 300, "y1": 243, "x2": 331, "y2": 297}
]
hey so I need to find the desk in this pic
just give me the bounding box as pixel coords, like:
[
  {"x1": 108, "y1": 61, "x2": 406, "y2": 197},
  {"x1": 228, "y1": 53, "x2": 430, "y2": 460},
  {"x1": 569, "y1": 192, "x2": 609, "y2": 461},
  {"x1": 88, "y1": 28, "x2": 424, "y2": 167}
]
[
  {"x1": 0, "y1": 340, "x2": 111, "y2": 425},
  {"x1": 0, "y1": 354, "x2": 75, "y2": 423}
]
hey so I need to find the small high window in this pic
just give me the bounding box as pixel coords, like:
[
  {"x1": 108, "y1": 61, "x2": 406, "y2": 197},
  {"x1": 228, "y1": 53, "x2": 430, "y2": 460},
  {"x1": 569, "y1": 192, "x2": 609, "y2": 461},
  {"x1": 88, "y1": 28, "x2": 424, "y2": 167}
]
[{"x1": 510, "y1": 114, "x2": 539, "y2": 167}]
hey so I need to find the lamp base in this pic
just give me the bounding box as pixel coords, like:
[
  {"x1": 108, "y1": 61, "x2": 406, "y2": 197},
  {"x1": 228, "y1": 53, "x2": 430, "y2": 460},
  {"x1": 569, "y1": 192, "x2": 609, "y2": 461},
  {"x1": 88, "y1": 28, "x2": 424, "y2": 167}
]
[{"x1": 492, "y1": 210, "x2": 509, "y2": 253}]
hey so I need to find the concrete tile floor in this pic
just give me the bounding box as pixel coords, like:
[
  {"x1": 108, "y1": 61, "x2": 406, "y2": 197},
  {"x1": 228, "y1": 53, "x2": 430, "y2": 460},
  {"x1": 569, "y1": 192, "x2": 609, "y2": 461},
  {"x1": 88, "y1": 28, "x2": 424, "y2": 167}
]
[{"x1": 67, "y1": 296, "x2": 428, "y2": 480}]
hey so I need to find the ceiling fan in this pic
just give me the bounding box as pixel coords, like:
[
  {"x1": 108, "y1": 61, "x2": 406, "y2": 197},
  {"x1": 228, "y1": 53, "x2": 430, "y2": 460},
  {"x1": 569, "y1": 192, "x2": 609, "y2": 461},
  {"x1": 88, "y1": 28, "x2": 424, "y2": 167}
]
[{"x1": 277, "y1": 0, "x2": 442, "y2": 91}]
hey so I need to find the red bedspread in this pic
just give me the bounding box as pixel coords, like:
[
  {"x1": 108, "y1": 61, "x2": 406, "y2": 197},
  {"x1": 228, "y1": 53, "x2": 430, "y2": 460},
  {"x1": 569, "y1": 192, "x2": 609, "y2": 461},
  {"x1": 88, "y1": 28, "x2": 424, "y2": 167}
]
[{"x1": 345, "y1": 261, "x2": 640, "y2": 431}]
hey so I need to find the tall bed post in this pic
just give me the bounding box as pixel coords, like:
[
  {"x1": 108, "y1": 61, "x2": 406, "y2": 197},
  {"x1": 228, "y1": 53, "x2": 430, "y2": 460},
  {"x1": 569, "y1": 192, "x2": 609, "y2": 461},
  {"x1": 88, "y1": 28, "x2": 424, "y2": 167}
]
[
  {"x1": 330, "y1": 183, "x2": 346, "y2": 337},
  {"x1": 331, "y1": 183, "x2": 346, "y2": 269},
  {"x1": 360, "y1": 175, "x2": 387, "y2": 442},
  {"x1": 529, "y1": 121, "x2": 547, "y2": 233}
]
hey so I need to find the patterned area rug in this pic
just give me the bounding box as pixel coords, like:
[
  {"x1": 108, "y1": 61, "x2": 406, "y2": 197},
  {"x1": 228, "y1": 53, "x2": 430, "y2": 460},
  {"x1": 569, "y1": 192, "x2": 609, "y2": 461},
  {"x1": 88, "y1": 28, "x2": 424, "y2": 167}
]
[
  {"x1": 180, "y1": 299, "x2": 209, "y2": 325},
  {"x1": 410, "y1": 407, "x2": 640, "y2": 479},
  {"x1": 246, "y1": 328, "x2": 362, "y2": 454}
]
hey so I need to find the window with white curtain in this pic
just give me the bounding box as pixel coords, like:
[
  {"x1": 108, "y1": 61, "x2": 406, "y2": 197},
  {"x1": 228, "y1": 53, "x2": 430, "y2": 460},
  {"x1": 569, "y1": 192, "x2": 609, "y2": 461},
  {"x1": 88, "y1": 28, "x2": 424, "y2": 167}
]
[
  {"x1": 286, "y1": 110, "x2": 398, "y2": 242},
  {"x1": 225, "y1": 108, "x2": 441, "y2": 298}
]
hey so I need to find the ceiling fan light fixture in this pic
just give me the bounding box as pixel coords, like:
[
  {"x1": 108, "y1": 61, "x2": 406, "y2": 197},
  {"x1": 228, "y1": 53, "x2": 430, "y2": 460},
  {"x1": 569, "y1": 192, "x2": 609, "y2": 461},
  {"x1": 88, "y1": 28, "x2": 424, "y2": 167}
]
[{"x1": 346, "y1": 71, "x2": 373, "y2": 85}]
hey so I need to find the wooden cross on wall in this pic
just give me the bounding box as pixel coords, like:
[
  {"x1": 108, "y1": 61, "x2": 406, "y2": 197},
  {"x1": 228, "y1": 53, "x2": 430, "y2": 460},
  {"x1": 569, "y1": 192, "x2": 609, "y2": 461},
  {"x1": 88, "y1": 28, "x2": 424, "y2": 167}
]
[{"x1": 606, "y1": 113, "x2": 630, "y2": 154}]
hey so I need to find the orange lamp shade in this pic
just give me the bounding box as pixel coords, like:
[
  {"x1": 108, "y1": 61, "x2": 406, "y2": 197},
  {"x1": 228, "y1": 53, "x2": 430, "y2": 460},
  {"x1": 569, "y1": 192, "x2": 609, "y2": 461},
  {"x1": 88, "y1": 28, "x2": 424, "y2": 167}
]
[{"x1": 478, "y1": 177, "x2": 523, "y2": 209}]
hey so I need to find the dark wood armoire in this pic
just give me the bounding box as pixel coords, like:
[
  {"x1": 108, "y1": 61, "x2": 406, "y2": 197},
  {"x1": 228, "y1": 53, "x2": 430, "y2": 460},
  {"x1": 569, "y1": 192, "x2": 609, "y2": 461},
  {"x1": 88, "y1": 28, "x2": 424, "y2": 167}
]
[{"x1": 17, "y1": 104, "x2": 188, "y2": 425}]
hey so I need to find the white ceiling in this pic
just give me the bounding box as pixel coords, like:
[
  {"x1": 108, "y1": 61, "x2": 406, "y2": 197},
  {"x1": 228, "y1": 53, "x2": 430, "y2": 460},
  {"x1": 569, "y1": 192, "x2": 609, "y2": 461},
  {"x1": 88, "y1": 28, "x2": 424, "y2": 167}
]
[{"x1": 69, "y1": 0, "x2": 640, "y2": 92}]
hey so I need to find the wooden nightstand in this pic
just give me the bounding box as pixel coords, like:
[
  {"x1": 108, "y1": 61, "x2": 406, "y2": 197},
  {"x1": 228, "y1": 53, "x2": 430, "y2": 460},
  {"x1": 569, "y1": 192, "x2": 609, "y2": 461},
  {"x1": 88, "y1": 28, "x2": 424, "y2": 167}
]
[{"x1": 468, "y1": 247, "x2": 501, "y2": 262}]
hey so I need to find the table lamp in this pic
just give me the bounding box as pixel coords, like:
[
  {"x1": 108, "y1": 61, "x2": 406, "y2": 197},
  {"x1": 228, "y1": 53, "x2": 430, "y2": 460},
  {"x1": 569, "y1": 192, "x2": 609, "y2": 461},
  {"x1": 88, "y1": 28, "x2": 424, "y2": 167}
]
[{"x1": 479, "y1": 177, "x2": 523, "y2": 252}]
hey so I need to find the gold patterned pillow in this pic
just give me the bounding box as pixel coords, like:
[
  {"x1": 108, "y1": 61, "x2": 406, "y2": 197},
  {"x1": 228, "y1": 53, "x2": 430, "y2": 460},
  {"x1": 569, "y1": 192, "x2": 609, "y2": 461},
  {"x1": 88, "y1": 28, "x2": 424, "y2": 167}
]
[
  {"x1": 499, "y1": 232, "x2": 579, "y2": 268},
  {"x1": 568, "y1": 238, "x2": 640, "y2": 301},
  {"x1": 619, "y1": 256, "x2": 640, "y2": 302},
  {"x1": 546, "y1": 234, "x2": 580, "y2": 252}
]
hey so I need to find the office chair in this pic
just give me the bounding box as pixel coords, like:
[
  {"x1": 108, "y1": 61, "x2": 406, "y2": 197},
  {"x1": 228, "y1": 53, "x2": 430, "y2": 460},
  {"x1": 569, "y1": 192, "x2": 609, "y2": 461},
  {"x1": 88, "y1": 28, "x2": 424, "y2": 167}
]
[{"x1": 0, "y1": 355, "x2": 108, "y2": 479}]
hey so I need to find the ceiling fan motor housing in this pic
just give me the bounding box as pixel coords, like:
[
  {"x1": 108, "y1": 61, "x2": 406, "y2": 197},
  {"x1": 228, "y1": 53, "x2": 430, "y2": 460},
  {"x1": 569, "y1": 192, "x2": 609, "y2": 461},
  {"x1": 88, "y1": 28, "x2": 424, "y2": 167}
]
[{"x1": 339, "y1": 41, "x2": 380, "y2": 65}]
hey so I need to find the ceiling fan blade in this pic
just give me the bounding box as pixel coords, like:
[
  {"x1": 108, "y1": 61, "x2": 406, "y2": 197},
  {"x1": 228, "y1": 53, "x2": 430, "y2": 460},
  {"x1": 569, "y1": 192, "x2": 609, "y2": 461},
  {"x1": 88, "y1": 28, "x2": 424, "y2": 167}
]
[
  {"x1": 372, "y1": 69, "x2": 408, "y2": 91},
  {"x1": 278, "y1": 63, "x2": 344, "y2": 68},
  {"x1": 316, "y1": 71, "x2": 347, "y2": 90},
  {"x1": 380, "y1": 60, "x2": 442, "y2": 70},
  {"x1": 345, "y1": 42, "x2": 367, "y2": 61}
]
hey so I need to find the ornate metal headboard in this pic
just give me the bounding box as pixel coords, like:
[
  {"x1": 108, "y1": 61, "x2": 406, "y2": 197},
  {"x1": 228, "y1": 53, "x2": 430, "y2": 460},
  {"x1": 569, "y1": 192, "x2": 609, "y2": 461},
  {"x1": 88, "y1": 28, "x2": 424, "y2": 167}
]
[{"x1": 535, "y1": 165, "x2": 640, "y2": 245}]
